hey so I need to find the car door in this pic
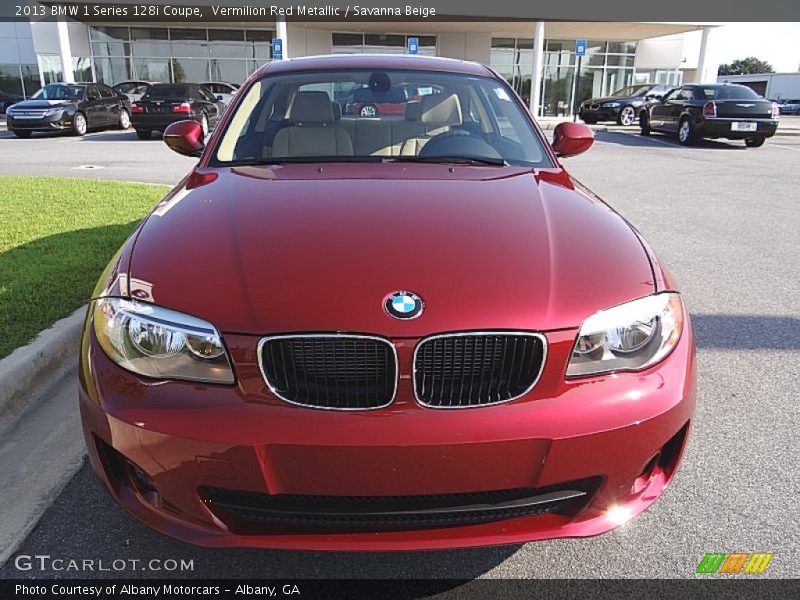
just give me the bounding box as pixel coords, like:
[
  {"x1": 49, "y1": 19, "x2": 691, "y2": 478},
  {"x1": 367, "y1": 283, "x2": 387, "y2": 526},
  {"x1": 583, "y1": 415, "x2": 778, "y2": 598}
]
[
  {"x1": 83, "y1": 85, "x2": 107, "y2": 127},
  {"x1": 98, "y1": 84, "x2": 121, "y2": 125},
  {"x1": 648, "y1": 88, "x2": 679, "y2": 130}
]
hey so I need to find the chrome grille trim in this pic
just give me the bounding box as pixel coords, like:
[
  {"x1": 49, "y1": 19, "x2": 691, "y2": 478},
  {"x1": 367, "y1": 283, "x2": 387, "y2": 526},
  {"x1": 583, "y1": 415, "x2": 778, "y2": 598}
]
[
  {"x1": 257, "y1": 334, "x2": 398, "y2": 411},
  {"x1": 412, "y1": 331, "x2": 548, "y2": 409}
]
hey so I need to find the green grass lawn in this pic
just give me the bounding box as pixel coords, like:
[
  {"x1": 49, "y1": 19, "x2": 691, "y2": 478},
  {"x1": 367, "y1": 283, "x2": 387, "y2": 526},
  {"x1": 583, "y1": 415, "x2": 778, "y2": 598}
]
[{"x1": 0, "y1": 176, "x2": 168, "y2": 359}]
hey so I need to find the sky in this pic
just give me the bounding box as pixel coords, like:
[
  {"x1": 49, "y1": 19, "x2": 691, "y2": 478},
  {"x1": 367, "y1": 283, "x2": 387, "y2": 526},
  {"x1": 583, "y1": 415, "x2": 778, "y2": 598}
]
[{"x1": 711, "y1": 23, "x2": 800, "y2": 72}]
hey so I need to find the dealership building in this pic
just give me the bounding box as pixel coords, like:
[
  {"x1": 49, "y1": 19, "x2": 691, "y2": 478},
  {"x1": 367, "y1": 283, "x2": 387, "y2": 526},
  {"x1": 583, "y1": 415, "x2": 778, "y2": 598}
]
[{"x1": 1, "y1": 10, "x2": 721, "y2": 117}]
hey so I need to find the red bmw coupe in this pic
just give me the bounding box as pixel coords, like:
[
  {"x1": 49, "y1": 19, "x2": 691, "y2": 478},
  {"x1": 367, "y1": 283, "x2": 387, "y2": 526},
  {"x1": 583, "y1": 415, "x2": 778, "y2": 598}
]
[{"x1": 79, "y1": 54, "x2": 695, "y2": 551}]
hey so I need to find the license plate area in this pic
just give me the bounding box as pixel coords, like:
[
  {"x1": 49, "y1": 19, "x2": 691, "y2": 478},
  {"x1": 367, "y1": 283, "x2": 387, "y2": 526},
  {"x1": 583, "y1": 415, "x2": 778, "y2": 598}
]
[{"x1": 731, "y1": 122, "x2": 757, "y2": 132}]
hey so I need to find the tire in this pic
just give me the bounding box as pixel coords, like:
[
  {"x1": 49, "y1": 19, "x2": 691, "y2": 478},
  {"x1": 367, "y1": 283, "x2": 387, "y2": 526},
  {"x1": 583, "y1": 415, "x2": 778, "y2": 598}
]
[
  {"x1": 117, "y1": 109, "x2": 131, "y2": 130},
  {"x1": 677, "y1": 117, "x2": 696, "y2": 146},
  {"x1": 639, "y1": 111, "x2": 651, "y2": 136},
  {"x1": 744, "y1": 136, "x2": 765, "y2": 148},
  {"x1": 11, "y1": 129, "x2": 31, "y2": 138},
  {"x1": 135, "y1": 129, "x2": 151, "y2": 140},
  {"x1": 72, "y1": 111, "x2": 87, "y2": 136},
  {"x1": 359, "y1": 104, "x2": 378, "y2": 117},
  {"x1": 617, "y1": 106, "x2": 636, "y2": 126},
  {"x1": 199, "y1": 113, "x2": 209, "y2": 137}
]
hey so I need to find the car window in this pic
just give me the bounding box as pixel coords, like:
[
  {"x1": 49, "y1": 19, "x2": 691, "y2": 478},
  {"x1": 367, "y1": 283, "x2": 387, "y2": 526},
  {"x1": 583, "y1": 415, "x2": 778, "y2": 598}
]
[
  {"x1": 212, "y1": 68, "x2": 550, "y2": 168},
  {"x1": 678, "y1": 89, "x2": 694, "y2": 101},
  {"x1": 660, "y1": 88, "x2": 681, "y2": 102},
  {"x1": 113, "y1": 82, "x2": 134, "y2": 94},
  {"x1": 99, "y1": 85, "x2": 115, "y2": 99},
  {"x1": 144, "y1": 85, "x2": 189, "y2": 99},
  {"x1": 199, "y1": 87, "x2": 217, "y2": 102},
  {"x1": 696, "y1": 86, "x2": 761, "y2": 100},
  {"x1": 86, "y1": 85, "x2": 101, "y2": 100}
]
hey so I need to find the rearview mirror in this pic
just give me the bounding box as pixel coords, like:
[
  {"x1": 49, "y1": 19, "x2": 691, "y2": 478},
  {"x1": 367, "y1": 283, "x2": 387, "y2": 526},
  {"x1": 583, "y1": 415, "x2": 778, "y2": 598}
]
[
  {"x1": 551, "y1": 122, "x2": 594, "y2": 158},
  {"x1": 163, "y1": 120, "x2": 204, "y2": 157}
]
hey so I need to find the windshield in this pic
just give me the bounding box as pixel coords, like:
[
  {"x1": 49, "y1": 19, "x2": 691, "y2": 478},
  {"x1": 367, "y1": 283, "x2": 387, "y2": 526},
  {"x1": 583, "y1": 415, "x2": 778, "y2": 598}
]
[
  {"x1": 696, "y1": 86, "x2": 761, "y2": 100},
  {"x1": 32, "y1": 84, "x2": 84, "y2": 101},
  {"x1": 611, "y1": 85, "x2": 652, "y2": 98},
  {"x1": 211, "y1": 68, "x2": 550, "y2": 168},
  {"x1": 143, "y1": 85, "x2": 189, "y2": 99}
]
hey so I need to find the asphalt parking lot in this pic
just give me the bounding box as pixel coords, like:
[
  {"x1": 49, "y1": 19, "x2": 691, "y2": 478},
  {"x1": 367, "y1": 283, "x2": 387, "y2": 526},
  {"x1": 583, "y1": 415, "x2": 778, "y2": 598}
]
[{"x1": 0, "y1": 124, "x2": 798, "y2": 580}]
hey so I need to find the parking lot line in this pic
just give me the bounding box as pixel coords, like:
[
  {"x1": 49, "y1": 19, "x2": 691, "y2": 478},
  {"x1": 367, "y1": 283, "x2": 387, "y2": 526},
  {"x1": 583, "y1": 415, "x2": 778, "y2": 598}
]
[{"x1": 770, "y1": 143, "x2": 800, "y2": 151}]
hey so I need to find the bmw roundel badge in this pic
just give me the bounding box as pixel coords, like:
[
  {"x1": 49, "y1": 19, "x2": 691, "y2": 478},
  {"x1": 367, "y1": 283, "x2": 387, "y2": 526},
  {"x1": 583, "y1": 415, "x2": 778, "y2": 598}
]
[{"x1": 385, "y1": 291, "x2": 424, "y2": 320}]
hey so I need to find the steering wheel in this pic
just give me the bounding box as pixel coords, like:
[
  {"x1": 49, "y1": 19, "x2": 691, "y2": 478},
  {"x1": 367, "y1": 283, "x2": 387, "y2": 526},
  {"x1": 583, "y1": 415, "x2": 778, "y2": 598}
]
[{"x1": 418, "y1": 129, "x2": 503, "y2": 160}]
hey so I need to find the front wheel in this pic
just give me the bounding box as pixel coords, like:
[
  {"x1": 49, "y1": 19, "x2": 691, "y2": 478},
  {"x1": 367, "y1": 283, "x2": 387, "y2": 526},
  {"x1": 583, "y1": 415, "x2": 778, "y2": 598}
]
[
  {"x1": 11, "y1": 129, "x2": 32, "y2": 138},
  {"x1": 617, "y1": 106, "x2": 636, "y2": 126},
  {"x1": 72, "y1": 111, "x2": 87, "y2": 136},
  {"x1": 744, "y1": 136, "x2": 765, "y2": 148},
  {"x1": 677, "y1": 117, "x2": 696, "y2": 146},
  {"x1": 639, "y1": 111, "x2": 651, "y2": 136},
  {"x1": 135, "y1": 129, "x2": 151, "y2": 140},
  {"x1": 118, "y1": 109, "x2": 131, "y2": 130}
]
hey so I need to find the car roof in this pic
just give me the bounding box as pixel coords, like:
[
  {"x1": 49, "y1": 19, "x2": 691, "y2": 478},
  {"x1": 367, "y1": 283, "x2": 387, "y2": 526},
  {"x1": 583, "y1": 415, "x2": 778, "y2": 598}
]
[{"x1": 252, "y1": 54, "x2": 492, "y2": 79}]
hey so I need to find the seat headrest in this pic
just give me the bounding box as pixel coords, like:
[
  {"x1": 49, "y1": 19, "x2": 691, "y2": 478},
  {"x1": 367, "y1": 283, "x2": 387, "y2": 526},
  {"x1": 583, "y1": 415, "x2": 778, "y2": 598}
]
[
  {"x1": 404, "y1": 101, "x2": 422, "y2": 121},
  {"x1": 288, "y1": 91, "x2": 335, "y2": 124},
  {"x1": 420, "y1": 94, "x2": 462, "y2": 127},
  {"x1": 330, "y1": 101, "x2": 342, "y2": 121}
]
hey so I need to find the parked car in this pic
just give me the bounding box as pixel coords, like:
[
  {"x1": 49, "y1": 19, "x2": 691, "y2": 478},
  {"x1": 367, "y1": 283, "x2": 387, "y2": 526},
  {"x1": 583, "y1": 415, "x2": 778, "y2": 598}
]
[
  {"x1": 130, "y1": 83, "x2": 224, "y2": 139},
  {"x1": 640, "y1": 83, "x2": 780, "y2": 147},
  {"x1": 201, "y1": 81, "x2": 240, "y2": 106},
  {"x1": 579, "y1": 84, "x2": 672, "y2": 126},
  {"x1": 112, "y1": 80, "x2": 159, "y2": 102},
  {"x1": 345, "y1": 84, "x2": 410, "y2": 117},
  {"x1": 1, "y1": 90, "x2": 24, "y2": 114},
  {"x1": 778, "y1": 99, "x2": 800, "y2": 115},
  {"x1": 80, "y1": 55, "x2": 695, "y2": 551},
  {"x1": 6, "y1": 82, "x2": 131, "y2": 138}
]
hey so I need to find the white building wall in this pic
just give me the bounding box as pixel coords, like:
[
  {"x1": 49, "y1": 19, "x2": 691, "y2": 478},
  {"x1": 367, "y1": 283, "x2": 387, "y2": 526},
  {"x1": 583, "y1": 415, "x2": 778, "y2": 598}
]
[
  {"x1": 634, "y1": 34, "x2": 684, "y2": 70},
  {"x1": 717, "y1": 72, "x2": 800, "y2": 100}
]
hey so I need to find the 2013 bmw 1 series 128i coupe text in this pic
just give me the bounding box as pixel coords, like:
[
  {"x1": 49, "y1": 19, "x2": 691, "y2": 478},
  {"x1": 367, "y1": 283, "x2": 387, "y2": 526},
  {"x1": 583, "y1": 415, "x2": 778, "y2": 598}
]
[{"x1": 79, "y1": 55, "x2": 695, "y2": 550}]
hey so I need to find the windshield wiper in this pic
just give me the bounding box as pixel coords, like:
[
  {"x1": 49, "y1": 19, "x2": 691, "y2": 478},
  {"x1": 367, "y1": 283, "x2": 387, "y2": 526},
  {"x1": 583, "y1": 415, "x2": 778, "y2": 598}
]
[
  {"x1": 223, "y1": 156, "x2": 384, "y2": 167},
  {"x1": 385, "y1": 155, "x2": 507, "y2": 167}
]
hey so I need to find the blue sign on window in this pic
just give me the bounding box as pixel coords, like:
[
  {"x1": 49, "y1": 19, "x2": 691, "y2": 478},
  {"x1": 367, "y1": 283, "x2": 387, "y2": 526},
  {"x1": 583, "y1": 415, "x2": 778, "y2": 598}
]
[
  {"x1": 408, "y1": 37, "x2": 419, "y2": 55},
  {"x1": 575, "y1": 39, "x2": 587, "y2": 57},
  {"x1": 272, "y1": 38, "x2": 283, "y2": 60}
]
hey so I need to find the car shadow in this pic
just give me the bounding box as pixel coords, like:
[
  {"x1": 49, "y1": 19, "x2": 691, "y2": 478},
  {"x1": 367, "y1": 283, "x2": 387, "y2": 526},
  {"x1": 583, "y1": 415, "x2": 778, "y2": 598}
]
[
  {"x1": 691, "y1": 314, "x2": 800, "y2": 350},
  {"x1": 1, "y1": 463, "x2": 520, "y2": 589},
  {"x1": 78, "y1": 131, "x2": 153, "y2": 142},
  {"x1": 593, "y1": 130, "x2": 747, "y2": 150}
]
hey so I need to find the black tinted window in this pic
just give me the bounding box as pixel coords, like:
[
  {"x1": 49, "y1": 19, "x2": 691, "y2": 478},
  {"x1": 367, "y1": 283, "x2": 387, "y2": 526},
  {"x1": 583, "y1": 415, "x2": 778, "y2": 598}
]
[
  {"x1": 696, "y1": 86, "x2": 761, "y2": 100},
  {"x1": 144, "y1": 85, "x2": 189, "y2": 99}
]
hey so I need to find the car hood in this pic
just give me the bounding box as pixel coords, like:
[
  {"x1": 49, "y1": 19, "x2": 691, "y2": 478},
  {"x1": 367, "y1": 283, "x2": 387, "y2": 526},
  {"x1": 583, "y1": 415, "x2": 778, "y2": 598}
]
[
  {"x1": 10, "y1": 99, "x2": 76, "y2": 109},
  {"x1": 585, "y1": 96, "x2": 640, "y2": 105},
  {"x1": 127, "y1": 164, "x2": 655, "y2": 335}
]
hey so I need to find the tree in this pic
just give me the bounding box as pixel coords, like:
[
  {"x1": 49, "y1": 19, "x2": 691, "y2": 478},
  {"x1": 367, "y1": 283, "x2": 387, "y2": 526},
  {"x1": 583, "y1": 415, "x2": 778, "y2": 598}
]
[{"x1": 718, "y1": 57, "x2": 775, "y2": 76}]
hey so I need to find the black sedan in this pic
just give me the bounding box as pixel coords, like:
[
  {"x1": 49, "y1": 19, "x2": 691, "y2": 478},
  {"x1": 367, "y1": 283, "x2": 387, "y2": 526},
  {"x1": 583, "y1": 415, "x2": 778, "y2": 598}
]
[
  {"x1": 131, "y1": 83, "x2": 224, "y2": 139},
  {"x1": 579, "y1": 84, "x2": 671, "y2": 126},
  {"x1": 6, "y1": 83, "x2": 131, "y2": 138},
  {"x1": 1, "y1": 90, "x2": 24, "y2": 114},
  {"x1": 640, "y1": 83, "x2": 779, "y2": 147}
]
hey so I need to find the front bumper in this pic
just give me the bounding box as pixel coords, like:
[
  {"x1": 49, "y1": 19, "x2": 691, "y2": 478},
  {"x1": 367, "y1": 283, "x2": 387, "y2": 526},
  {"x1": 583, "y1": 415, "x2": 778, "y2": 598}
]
[
  {"x1": 7, "y1": 113, "x2": 71, "y2": 131},
  {"x1": 698, "y1": 117, "x2": 778, "y2": 139},
  {"x1": 579, "y1": 105, "x2": 621, "y2": 122},
  {"x1": 79, "y1": 319, "x2": 696, "y2": 550}
]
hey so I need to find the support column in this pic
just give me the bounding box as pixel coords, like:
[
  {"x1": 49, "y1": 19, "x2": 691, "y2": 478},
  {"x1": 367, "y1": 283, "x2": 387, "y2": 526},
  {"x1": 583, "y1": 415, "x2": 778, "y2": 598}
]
[
  {"x1": 694, "y1": 27, "x2": 713, "y2": 83},
  {"x1": 529, "y1": 21, "x2": 545, "y2": 118},
  {"x1": 57, "y1": 21, "x2": 74, "y2": 83},
  {"x1": 276, "y1": 17, "x2": 289, "y2": 59}
]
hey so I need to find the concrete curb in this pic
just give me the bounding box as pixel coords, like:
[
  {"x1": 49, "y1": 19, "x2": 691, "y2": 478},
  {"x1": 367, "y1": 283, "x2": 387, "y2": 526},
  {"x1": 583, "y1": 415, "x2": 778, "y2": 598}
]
[{"x1": 0, "y1": 306, "x2": 86, "y2": 423}]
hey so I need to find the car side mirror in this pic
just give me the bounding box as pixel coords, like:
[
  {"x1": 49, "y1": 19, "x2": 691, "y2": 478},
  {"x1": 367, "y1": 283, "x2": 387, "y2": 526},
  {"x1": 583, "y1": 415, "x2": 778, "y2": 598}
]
[
  {"x1": 551, "y1": 122, "x2": 594, "y2": 158},
  {"x1": 163, "y1": 120, "x2": 205, "y2": 157},
  {"x1": 654, "y1": 95, "x2": 664, "y2": 102}
]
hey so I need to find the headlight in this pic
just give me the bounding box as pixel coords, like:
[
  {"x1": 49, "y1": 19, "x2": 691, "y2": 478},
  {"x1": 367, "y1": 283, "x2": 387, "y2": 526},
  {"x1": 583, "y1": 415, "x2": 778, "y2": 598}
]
[
  {"x1": 602, "y1": 102, "x2": 621, "y2": 108},
  {"x1": 566, "y1": 293, "x2": 684, "y2": 378},
  {"x1": 92, "y1": 298, "x2": 234, "y2": 384},
  {"x1": 44, "y1": 107, "x2": 64, "y2": 117}
]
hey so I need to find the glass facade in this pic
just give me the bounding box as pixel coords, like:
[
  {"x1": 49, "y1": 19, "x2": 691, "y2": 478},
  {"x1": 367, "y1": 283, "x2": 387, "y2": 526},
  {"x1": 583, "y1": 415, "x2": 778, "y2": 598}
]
[
  {"x1": 332, "y1": 33, "x2": 437, "y2": 56},
  {"x1": 0, "y1": 63, "x2": 40, "y2": 101},
  {"x1": 89, "y1": 26, "x2": 273, "y2": 86},
  {"x1": 491, "y1": 38, "x2": 639, "y2": 116}
]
